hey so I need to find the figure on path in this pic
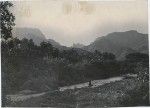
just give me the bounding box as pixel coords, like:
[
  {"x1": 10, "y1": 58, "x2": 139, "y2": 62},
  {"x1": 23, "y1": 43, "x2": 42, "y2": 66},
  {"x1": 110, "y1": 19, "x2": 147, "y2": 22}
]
[{"x1": 89, "y1": 80, "x2": 92, "y2": 87}]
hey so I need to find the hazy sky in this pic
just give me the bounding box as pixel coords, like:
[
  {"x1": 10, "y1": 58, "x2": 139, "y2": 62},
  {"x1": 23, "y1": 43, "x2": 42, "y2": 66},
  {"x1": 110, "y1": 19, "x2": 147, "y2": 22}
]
[{"x1": 13, "y1": 0, "x2": 148, "y2": 46}]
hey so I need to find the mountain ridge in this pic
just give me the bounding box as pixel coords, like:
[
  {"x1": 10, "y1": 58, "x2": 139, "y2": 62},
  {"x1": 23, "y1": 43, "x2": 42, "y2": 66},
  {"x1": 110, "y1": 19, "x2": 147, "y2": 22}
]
[
  {"x1": 12, "y1": 27, "x2": 68, "y2": 50},
  {"x1": 83, "y1": 30, "x2": 148, "y2": 60},
  {"x1": 12, "y1": 28, "x2": 148, "y2": 60}
]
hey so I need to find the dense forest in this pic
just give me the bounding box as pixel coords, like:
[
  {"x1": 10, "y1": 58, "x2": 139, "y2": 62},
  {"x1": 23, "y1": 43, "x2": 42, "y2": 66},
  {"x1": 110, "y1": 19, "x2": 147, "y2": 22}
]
[{"x1": 2, "y1": 37, "x2": 149, "y2": 92}]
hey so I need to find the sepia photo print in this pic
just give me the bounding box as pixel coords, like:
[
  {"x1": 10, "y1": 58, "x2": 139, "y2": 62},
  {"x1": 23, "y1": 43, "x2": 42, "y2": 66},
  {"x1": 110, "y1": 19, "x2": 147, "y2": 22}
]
[{"x1": 1, "y1": 0, "x2": 149, "y2": 107}]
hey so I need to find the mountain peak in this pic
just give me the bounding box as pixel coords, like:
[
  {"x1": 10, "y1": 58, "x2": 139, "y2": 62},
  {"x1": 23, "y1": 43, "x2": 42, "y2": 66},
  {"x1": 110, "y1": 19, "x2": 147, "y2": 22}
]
[
  {"x1": 83, "y1": 30, "x2": 148, "y2": 60},
  {"x1": 13, "y1": 27, "x2": 46, "y2": 45}
]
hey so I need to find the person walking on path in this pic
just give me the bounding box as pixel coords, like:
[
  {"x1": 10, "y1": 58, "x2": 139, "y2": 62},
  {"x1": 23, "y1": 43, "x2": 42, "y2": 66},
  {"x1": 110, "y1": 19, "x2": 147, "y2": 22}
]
[{"x1": 89, "y1": 80, "x2": 92, "y2": 87}]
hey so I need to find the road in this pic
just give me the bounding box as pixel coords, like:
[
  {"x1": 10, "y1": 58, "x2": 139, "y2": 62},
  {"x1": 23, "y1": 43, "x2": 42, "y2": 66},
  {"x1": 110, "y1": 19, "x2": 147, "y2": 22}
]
[{"x1": 6, "y1": 74, "x2": 137, "y2": 102}]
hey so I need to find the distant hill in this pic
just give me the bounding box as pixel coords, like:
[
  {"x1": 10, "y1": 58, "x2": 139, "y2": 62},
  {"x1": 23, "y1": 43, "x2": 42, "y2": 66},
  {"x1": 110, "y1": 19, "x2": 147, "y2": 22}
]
[
  {"x1": 13, "y1": 28, "x2": 148, "y2": 60},
  {"x1": 72, "y1": 43, "x2": 84, "y2": 48},
  {"x1": 83, "y1": 30, "x2": 148, "y2": 60},
  {"x1": 13, "y1": 28, "x2": 46, "y2": 45},
  {"x1": 12, "y1": 27, "x2": 68, "y2": 50}
]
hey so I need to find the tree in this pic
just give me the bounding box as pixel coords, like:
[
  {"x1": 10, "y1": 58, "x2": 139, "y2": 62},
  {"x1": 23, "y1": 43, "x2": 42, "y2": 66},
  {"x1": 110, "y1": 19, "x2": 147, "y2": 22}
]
[
  {"x1": 63, "y1": 49, "x2": 80, "y2": 63},
  {"x1": 91, "y1": 50, "x2": 102, "y2": 63},
  {"x1": 52, "y1": 48, "x2": 59, "y2": 58},
  {"x1": 28, "y1": 39, "x2": 35, "y2": 50},
  {"x1": 0, "y1": 1, "x2": 15, "y2": 40},
  {"x1": 126, "y1": 53, "x2": 148, "y2": 62},
  {"x1": 125, "y1": 53, "x2": 149, "y2": 67},
  {"x1": 1, "y1": 2, "x2": 15, "y2": 106},
  {"x1": 102, "y1": 52, "x2": 116, "y2": 61},
  {"x1": 40, "y1": 41, "x2": 53, "y2": 58},
  {"x1": 20, "y1": 38, "x2": 29, "y2": 50}
]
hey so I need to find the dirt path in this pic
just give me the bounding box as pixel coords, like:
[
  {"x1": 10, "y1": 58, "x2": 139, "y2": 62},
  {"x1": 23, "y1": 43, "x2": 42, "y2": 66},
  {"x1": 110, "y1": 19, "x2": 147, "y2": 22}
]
[
  {"x1": 59, "y1": 76, "x2": 124, "y2": 91},
  {"x1": 6, "y1": 74, "x2": 137, "y2": 102}
]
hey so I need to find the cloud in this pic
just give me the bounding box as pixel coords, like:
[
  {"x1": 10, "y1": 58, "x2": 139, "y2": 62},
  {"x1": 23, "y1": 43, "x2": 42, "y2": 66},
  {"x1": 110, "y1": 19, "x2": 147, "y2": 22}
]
[{"x1": 13, "y1": 0, "x2": 148, "y2": 46}]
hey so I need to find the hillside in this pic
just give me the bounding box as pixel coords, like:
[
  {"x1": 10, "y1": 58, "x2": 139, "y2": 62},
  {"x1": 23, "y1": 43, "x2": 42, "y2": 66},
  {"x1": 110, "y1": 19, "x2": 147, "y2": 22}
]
[
  {"x1": 12, "y1": 28, "x2": 46, "y2": 45},
  {"x1": 47, "y1": 39, "x2": 68, "y2": 50},
  {"x1": 84, "y1": 30, "x2": 148, "y2": 60},
  {"x1": 12, "y1": 28, "x2": 68, "y2": 50}
]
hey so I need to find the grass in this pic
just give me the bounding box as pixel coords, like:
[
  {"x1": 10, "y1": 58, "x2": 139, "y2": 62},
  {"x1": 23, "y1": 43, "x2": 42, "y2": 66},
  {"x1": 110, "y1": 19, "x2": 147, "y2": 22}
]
[{"x1": 6, "y1": 77, "x2": 149, "y2": 107}]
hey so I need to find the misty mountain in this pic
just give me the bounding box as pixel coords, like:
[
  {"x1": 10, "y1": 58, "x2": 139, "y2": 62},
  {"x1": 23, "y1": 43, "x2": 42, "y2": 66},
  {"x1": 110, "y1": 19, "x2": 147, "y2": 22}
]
[
  {"x1": 13, "y1": 28, "x2": 46, "y2": 45},
  {"x1": 12, "y1": 28, "x2": 148, "y2": 60},
  {"x1": 84, "y1": 30, "x2": 148, "y2": 60},
  {"x1": 13, "y1": 28, "x2": 68, "y2": 50}
]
